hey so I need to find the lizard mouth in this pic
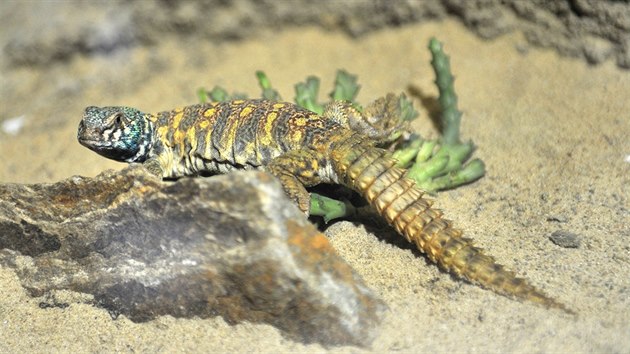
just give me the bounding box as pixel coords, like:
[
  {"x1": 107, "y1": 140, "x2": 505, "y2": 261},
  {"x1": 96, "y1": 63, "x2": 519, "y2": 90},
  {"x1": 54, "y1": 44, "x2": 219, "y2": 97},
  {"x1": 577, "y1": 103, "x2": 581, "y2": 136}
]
[
  {"x1": 78, "y1": 138, "x2": 112, "y2": 149},
  {"x1": 78, "y1": 135, "x2": 139, "y2": 162}
]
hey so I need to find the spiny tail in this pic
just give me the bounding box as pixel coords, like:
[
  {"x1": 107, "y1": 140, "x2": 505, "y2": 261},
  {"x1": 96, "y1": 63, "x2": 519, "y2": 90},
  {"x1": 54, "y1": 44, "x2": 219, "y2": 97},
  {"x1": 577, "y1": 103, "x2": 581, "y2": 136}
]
[{"x1": 331, "y1": 135, "x2": 573, "y2": 314}]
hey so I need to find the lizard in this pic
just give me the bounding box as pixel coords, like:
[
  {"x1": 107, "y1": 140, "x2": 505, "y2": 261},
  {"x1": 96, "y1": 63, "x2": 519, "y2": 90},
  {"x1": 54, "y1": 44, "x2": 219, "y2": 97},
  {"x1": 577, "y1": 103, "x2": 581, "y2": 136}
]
[{"x1": 77, "y1": 95, "x2": 573, "y2": 314}]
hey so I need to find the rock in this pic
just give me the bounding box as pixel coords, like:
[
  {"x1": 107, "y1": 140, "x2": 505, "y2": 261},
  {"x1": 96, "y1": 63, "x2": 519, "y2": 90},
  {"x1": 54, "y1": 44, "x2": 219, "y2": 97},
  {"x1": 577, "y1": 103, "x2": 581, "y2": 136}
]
[
  {"x1": 0, "y1": 166, "x2": 385, "y2": 347},
  {"x1": 546, "y1": 215, "x2": 568, "y2": 223},
  {"x1": 549, "y1": 230, "x2": 581, "y2": 249},
  {"x1": 5, "y1": 1, "x2": 627, "y2": 69},
  {"x1": 1, "y1": 1, "x2": 442, "y2": 67}
]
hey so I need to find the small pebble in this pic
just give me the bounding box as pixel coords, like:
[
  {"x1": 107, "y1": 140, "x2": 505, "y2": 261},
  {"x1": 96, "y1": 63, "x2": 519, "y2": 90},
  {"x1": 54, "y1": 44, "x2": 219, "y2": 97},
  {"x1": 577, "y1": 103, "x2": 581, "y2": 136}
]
[
  {"x1": 549, "y1": 230, "x2": 581, "y2": 248},
  {"x1": 1, "y1": 115, "x2": 26, "y2": 135},
  {"x1": 547, "y1": 215, "x2": 568, "y2": 223}
]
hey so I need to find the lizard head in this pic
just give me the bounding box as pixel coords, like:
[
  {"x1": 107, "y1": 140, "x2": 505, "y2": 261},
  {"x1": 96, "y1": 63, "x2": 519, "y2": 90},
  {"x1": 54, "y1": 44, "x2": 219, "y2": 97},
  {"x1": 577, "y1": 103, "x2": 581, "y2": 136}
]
[{"x1": 78, "y1": 106, "x2": 153, "y2": 162}]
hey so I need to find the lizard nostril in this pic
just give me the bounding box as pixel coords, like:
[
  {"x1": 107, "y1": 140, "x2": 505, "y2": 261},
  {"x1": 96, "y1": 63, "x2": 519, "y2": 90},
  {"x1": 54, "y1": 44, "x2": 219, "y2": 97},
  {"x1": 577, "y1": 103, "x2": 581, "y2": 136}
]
[{"x1": 77, "y1": 120, "x2": 87, "y2": 139}]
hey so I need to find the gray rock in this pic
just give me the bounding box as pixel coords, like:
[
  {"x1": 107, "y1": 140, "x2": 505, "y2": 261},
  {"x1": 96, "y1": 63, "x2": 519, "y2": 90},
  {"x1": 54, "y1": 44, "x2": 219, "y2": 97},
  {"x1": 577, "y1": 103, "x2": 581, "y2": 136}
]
[
  {"x1": 549, "y1": 230, "x2": 581, "y2": 249},
  {"x1": 0, "y1": 166, "x2": 385, "y2": 347},
  {"x1": 546, "y1": 215, "x2": 568, "y2": 223}
]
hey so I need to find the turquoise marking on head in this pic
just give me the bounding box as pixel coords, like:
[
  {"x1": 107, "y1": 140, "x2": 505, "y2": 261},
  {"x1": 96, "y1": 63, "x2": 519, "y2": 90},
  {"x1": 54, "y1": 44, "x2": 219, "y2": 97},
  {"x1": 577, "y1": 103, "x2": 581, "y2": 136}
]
[{"x1": 78, "y1": 106, "x2": 153, "y2": 162}]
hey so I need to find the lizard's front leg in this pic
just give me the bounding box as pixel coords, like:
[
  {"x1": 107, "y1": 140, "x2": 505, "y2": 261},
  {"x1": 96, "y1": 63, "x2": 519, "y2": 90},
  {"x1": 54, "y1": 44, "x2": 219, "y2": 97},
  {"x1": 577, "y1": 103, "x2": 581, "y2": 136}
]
[
  {"x1": 141, "y1": 157, "x2": 165, "y2": 177},
  {"x1": 265, "y1": 149, "x2": 324, "y2": 215}
]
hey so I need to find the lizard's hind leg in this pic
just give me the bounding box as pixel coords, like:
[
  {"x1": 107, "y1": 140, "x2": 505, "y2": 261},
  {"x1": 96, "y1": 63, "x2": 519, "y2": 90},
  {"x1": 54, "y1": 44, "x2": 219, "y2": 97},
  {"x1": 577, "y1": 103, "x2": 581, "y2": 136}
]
[
  {"x1": 323, "y1": 93, "x2": 409, "y2": 144},
  {"x1": 266, "y1": 149, "x2": 325, "y2": 214}
]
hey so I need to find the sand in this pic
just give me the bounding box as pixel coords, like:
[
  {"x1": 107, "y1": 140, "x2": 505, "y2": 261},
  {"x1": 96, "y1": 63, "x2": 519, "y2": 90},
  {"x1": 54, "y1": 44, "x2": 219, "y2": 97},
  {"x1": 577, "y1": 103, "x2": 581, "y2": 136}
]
[{"x1": 1, "y1": 20, "x2": 629, "y2": 352}]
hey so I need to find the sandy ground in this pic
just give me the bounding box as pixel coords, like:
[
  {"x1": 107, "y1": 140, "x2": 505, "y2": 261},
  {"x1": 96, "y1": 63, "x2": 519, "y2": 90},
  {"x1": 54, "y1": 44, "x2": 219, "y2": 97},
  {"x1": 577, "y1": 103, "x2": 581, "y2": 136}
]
[{"x1": 1, "y1": 20, "x2": 629, "y2": 352}]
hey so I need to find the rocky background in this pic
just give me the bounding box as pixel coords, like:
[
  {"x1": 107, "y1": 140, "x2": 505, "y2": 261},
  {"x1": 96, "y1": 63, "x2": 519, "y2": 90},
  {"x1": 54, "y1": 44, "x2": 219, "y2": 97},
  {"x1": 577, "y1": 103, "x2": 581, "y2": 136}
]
[
  {"x1": 3, "y1": 0, "x2": 630, "y2": 69},
  {"x1": 1, "y1": 0, "x2": 629, "y2": 352}
]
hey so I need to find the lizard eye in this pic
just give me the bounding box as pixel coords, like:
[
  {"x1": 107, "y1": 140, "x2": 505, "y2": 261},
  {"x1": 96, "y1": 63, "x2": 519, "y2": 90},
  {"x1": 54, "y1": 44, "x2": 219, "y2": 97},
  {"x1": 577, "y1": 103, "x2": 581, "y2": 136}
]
[
  {"x1": 109, "y1": 112, "x2": 127, "y2": 128},
  {"x1": 114, "y1": 113, "x2": 124, "y2": 125}
]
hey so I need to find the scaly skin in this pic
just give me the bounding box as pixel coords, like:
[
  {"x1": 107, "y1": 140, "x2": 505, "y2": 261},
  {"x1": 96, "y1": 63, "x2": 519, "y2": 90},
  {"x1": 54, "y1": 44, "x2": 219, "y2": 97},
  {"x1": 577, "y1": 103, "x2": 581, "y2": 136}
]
[{"x1": 78, "y1": 97, "x2": 572, "y2": 313}]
